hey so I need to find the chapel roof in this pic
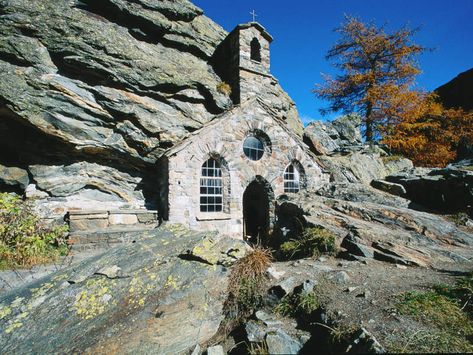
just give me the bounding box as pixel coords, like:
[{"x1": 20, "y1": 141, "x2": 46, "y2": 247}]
[{"x1": 163, "y1": 97, "x2": 313, "y2": 159}]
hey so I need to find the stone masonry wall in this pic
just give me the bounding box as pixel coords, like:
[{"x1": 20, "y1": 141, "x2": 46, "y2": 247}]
[{"x1": 166, "y1": 100, "x2": 328, "y2": 238}]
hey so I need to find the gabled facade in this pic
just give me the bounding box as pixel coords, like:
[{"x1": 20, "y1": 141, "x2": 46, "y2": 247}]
[
  {"x1": 157, "y1": 22, "x2": 328, "y2": 240},
  {"x1": 159, "y1": 99, "x2": 328, "y2": 239}
]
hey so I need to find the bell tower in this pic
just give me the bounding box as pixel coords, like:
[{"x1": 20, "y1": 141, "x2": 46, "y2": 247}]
[{"x1": 212, "y1": 22, "x2": 273, "y2": 104}]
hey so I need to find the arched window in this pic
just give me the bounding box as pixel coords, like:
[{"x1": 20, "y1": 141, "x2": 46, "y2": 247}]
[
  {"x1": 250, "y1": 37, "x2": 261, "y2": 62},
  {"x1": 284, "y1": 164, "x2": 301, "y2": 193},
  {"x1": 200, "y1": 158, "x2": 223, "y2": 212}
]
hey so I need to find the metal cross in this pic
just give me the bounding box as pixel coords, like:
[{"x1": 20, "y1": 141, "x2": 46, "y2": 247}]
[{"x1": 250, "y1": 10, "x2": 257, "y2": 22}]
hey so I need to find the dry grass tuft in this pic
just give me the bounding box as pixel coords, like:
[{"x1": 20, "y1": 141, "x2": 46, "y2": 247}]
[{"x1": 224, "y1": 246, "x2": 272, "y2": 322}]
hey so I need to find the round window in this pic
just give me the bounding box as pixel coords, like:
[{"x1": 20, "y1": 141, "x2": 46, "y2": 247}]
[{"x1": 243, "y1": 136, "x2": 264, "y2": 161}]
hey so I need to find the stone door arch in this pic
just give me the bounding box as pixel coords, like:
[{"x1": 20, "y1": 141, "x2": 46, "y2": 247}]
[{"x1": 242, "y1": 176, "x2": 274, "y2": 244}]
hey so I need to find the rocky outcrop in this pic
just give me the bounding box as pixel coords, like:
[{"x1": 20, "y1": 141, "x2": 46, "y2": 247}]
[
  {"x1": 0, "y1": 0, "x2": 302, "y2": 210},
  {"x1": 276, "y1": 189, "x2": 473, "y2": 267},
  {"x1": 303, "y1": 114, "x2": 362, "y2": 155},
  {"x1": 0, "y1": 225, "x2": 251, "y2": 353},
  {"x1": 303, "y1": 115, "x2": 413, "y2": 185},
  {"x1": 386, "y1": 167, "x2": 473, "y2": 216}
]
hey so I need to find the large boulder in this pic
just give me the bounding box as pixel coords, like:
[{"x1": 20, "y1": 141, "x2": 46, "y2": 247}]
[
  {"x1": 0, "y1": 225, "x2": 251, "y2": 353},
  {"x1": 0, "y1": 0, "x2": 303, "y2": 210},
  {"x1": 303, "y1": 114, "x2": 362, "y2": 155},
  {"x1": 0, "y1": 164, "x2": 29, "y2": 192}
]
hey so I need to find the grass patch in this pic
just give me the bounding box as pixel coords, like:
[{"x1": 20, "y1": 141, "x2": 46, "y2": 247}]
[
  {"x1": 390, "y1": 277, "x2": 473, "y2": 353},
  {"x1": 274, "y1": 289, "x2": 319, "y2": 318},
  {"x1": 0, "y1": 193, "x2": 68, "y2": 269},
  {"x1": 279, "y1": 227, "x2": 336, "y2": 260}
]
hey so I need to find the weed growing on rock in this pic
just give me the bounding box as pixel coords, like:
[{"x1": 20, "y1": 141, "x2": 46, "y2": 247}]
[
  {"x1": 452, "y1": 212, "x2": 471, "y2": 226},
  {"x1": 0, "y1": 193, "x2": 68, "y2": 269},
  {"x1": 279, "y1": 227, "x2": 336, "y2": 260},
  {"x1": 246, "y1": 340, "x2": 269, "y2": 355},
  {"x1": 217, "y1": 82, "x2": 232, "y2": 96}
]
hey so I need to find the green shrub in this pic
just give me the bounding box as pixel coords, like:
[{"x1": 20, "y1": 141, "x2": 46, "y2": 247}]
[
  {"x1": 280, "y1": 227, "x2": 336, "y2": 260},
  {"x1": 0, "y1": 193, "x2": 68, "y2": 269}
]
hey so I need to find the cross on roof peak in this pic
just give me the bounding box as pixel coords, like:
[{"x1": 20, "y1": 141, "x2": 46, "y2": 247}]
[{"x1": 250, "y1": 10, "x2": 257, "y2": 22}]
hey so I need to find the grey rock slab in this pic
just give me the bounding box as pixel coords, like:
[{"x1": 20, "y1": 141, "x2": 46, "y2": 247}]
[{"x1": 0, "y1": 226, "x2": 238, "y2": 354}]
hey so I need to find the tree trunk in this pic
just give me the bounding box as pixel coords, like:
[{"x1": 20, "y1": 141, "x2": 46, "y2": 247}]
[{"x1": 365, "y1": 103, "x2": 374, "y2": 142}]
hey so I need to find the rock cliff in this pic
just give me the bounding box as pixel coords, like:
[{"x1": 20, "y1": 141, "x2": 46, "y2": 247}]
[{"x1": 0, "y1": 0, "x2": 302, "y2": 211}]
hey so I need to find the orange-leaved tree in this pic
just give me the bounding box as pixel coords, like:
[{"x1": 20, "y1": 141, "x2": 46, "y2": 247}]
[
  {"x1": 383, "y1": 93, "x2": 473, "y2": 167},
  {"x1": 314, "y1": 16, "x2": 427, "y2": 142}
]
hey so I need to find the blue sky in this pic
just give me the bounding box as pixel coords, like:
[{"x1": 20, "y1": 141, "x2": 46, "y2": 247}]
[{"x1": 193, "y1": 0, "x2": 473, "y2": 124}]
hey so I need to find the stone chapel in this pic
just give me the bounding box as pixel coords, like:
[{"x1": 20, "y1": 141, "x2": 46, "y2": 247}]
[{"x1": 157, "y1": 22, "x2": 327, "y2": 239}]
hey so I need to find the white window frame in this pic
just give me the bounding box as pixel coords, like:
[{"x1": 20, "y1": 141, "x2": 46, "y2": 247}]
[
  {"x1": 200, "y1": 158, "x2": 223, "y2": 212},
  {"x1": 284, "y1": 163, "x2": 300, "y2": 193}
]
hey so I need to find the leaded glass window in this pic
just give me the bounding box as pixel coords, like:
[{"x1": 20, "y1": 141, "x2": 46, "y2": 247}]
[
  {"x1": 243, "y1": 136, "x2": 264, "y2": 161},
  {"x1": 284, "y1": 164, "x2": 300, "y2": 193},
  {"x1": 200, "y1": 158, "x2": 223, "y2": 212}
]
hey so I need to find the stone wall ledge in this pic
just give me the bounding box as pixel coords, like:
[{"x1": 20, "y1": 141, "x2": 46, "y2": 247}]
[
  {"x1": 195, "y1": 212, "x2": 232, "y2": 221},
  {"x1": 68, "y1": 209, "x2": 158, "y2": 216}
]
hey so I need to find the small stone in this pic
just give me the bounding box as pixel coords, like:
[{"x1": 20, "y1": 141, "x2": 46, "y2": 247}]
[
  {"x1": 245, "y1": 320, "x2": 266, "y2": 343},
  {"x1": 356, "y1": 290, "x2": 371, "y2": 299},
  {"x1": 396, "y1": 264, "x2": 407, "y2": 269},
  {"x1": 96, "y1": 265, "x2": 121, "y2": 279},
  {"x1": 190, "y1": 344, "x2": 201, "y2": 355},
  {"x1": 207, "y1": 345, "x2": 224, "y2": 355},
  {"x1": 191, "y1": 344, "x2": 201, "y2": 355},
  {"x1": 333, "y1": 271, "x2": 350, "y2": 284},
  {"x1": 267, "y1": 266, "x2": 285, "y2": 280},
  {"x1": 346, "y1": 286, "x2": 358, "y2": 293}
]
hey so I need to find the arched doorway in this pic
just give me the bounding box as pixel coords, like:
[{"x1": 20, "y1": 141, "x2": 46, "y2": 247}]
[{"x1": 243, "y1": 177, "x2": 273, "y2": 243}]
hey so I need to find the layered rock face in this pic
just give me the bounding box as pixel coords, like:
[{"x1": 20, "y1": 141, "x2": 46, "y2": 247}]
[{"x1": 0, "y1": 0, "x2": 302, "y2": 212}]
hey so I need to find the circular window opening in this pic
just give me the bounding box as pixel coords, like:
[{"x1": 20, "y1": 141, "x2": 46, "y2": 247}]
[{"x1": 243, "y1": 136, "x2": 265, "y2": 161}]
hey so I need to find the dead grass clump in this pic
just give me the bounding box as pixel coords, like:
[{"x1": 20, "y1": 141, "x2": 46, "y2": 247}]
[{"x1": 224, "y1": 246, "x2": 272, "y2": 321}]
